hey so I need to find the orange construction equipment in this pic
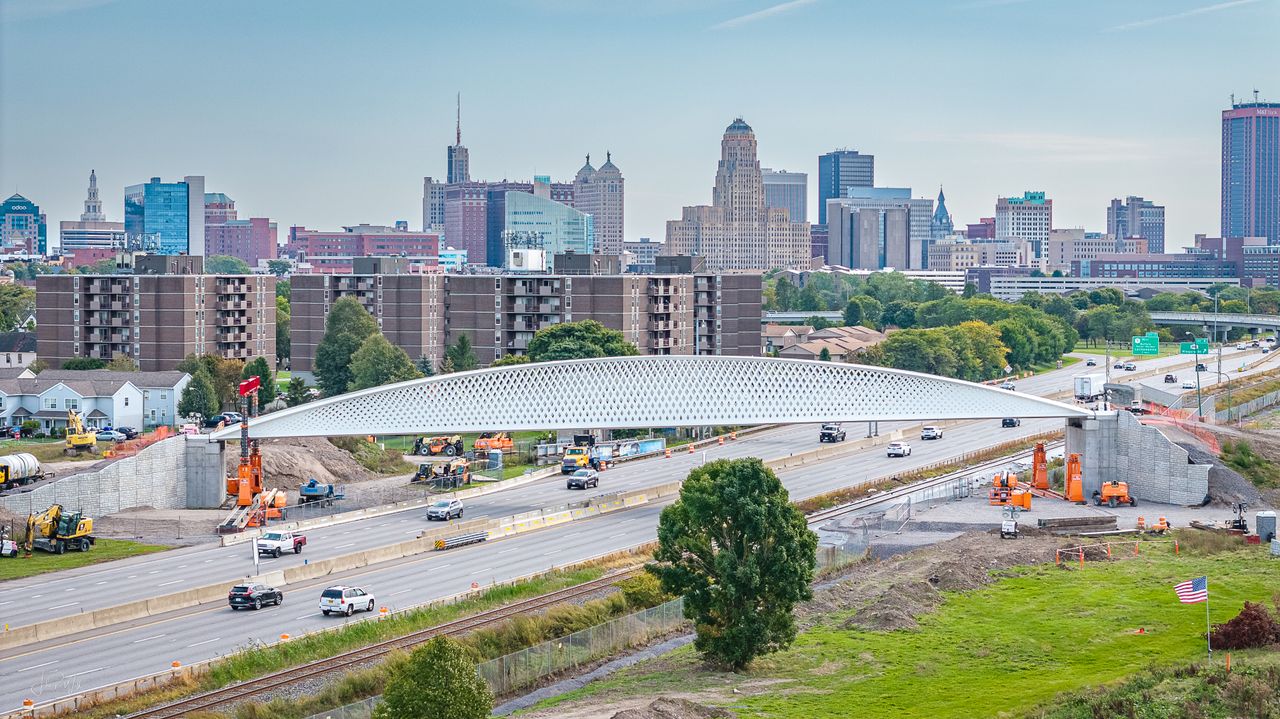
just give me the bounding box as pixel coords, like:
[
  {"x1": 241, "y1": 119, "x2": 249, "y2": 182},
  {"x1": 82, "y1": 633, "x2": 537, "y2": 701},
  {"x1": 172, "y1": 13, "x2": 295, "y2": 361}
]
[
  {"x1": 1093, "y1": 480, "x2": 1137, "y2": 508},
  {"x1": 473, "y1": 432, "x2": 514, "y2": 452},
  {"x1": 245, "y1": 489, "x2": 287, "y2": 527},
  {"x1": 988, "y1": 472, "x2": 1032, "y2": 510},
  {"x1": 1030, "y1": 443, "x2": 1049, "y2": 490},
  {"x1": 1064, "y1": 453, "x2": 1084, "y2": 503}
]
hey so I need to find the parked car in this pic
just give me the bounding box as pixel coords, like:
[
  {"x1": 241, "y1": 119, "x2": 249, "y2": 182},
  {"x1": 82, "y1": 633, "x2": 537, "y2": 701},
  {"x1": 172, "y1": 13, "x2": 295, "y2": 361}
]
[
  {"x1": 1085, "y1": 359, "x2": 1097, "y2": 367},
  {"x1": 256, "y1": 531, "x2": 306, "y2": 557},
  {"x1": 1164, "y1": 374, "x2": 1177, "y2": 383},
  {"x1": 818, "y1": 423, "x2": 846, "y2": 443},
  {"x1": 886, "y1": 441, "x2": 911, "y2": 457},
  {"x1": 202, "y1": 412, "x2": 243, "y2": 429},
  {"x1": 115, "y1": 426, "x2": 139, "y2": 440},
  {"x1": 566, "y1": 468, "x2": 599, "y2": 490},
  {"x1": 319, "y1": 586, "x2": 376, "y2": 616},
  {"x1": 426, "y1": 498, "x2": 464, "y2": 520},
  {"x1": 228, "y1": 583, "x2": 283, "y2": 610},
  {"x1": 95, "y1": 430, "x2": 126, "y2": 442},
  {"x1": 1002, "y1": 418, "x2": 1022, "y2": 428},
  {"x1": 999, "y1": 381, "x2": 1016, "y2": 390},
  {"x1": 1122, "y1": 362, "x2": 1138, "y2": 371},
  {"x1": 1181, "y1": 380, "x2": 1196, "y2": 390},
  {"x1": 920, "y1": 426, "x2": 943, "y2": 440}
]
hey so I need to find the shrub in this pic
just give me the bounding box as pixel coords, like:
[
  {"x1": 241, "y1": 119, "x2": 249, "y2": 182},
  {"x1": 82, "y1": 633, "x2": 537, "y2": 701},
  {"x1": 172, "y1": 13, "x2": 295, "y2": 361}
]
[
  {"x1": 619, "y1": 572, "x2": 671, "y2": 609},
  {"x1": 1210, "y1": 601, "x2": 1280, "y2": 650}
]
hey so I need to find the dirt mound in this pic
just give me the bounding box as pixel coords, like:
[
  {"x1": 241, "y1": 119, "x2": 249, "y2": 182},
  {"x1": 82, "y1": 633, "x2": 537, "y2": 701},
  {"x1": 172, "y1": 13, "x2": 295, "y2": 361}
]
[
  {"x1": 226, "y1": 437, "x2": 376, "y2": 489},
  {"x1": 1179, "y1": 443, "x2": 1262, "y2": 508},
  {"x1": 611, "y1": 698, "x2": 735, "y2": 719},
  {"x1": 807, "y1": 529, "x2": 1073, "y2": 633}
]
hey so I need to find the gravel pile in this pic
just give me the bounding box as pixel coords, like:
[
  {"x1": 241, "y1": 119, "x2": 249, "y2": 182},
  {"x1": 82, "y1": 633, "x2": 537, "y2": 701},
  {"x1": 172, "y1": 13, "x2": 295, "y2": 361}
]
[
  {"x1": 1178, "y1": 442, "x2": 1262, "y2": 508},
  {"x1": 612, "y1": 698, "x2": 735, "y2": 719}
]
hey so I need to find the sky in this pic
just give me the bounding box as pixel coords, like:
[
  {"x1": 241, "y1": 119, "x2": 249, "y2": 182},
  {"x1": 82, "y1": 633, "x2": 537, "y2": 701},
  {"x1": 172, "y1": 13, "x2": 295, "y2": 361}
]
[{"x1": 1, "y1": 0, "x2": 1278, "y2": 252}]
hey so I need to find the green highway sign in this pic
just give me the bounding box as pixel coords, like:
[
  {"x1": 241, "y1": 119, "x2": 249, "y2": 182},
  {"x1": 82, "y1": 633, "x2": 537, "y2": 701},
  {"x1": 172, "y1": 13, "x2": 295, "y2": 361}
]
[
  {"x1": 1180, "y1": 338, "x2": 1209, "y2": 355},
  {"x1": 1132, "y1": 335, "x2": 1160, "y2": 356}
]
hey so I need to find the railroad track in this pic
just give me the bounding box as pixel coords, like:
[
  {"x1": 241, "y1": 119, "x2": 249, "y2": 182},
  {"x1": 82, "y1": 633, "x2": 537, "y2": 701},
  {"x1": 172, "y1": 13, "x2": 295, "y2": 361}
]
[{"x1": 126, "y1": 569, "x2": 640, "y2": 719}]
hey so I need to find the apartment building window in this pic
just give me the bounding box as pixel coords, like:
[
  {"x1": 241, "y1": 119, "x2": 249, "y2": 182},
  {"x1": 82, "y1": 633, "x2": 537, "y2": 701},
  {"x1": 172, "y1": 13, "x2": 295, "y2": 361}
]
[{"x1": 73, "y1": 309, "x2": 79, "y2": 321}]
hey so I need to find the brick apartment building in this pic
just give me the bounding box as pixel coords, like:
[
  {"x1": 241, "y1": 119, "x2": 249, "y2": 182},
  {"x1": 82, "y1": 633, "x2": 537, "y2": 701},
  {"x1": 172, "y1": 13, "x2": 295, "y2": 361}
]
[
  {"x1": 290, "y1": 257, "x2": 761, "y2": 377},
  {"x1": 36, "y1": 255, "x2": 276, "y2": 371}
]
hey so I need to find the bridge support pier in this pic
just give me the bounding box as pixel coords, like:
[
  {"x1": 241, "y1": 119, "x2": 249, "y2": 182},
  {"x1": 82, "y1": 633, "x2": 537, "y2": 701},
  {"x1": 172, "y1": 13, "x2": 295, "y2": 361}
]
[{"x1": 1064, "y1": 411, "x2": 1209, "y2": 505}]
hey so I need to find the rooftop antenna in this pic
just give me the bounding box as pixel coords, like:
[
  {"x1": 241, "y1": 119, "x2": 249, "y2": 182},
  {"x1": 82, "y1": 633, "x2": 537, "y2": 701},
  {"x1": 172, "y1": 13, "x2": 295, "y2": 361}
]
[
  {"x1": 1231, "y1": 92, "x2": 1236, "y2": 106},
  {"x1": 456, "y1": 93, "x2": 461, "y2": 145},
  {"x1": 1254, "y1": 88, "x2": 1261, "y2": 103}
]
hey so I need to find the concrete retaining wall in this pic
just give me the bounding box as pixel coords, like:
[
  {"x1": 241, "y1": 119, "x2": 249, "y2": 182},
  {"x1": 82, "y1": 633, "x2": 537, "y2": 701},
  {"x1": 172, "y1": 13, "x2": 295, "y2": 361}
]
[
  {"x1": 1214, "y1": 386, "x2": 1280, "y2": 423},
  {"x1": 0, "y1": 436, "x2": 225, "y2": 517},
  {"x1": 1065, "y1": 410, "x2": 1210, "y2": 505}
]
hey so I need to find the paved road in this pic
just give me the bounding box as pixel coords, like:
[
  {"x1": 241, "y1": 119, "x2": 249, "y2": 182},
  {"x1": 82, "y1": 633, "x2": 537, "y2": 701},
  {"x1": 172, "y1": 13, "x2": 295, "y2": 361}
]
[
  {"x1": 0, "y1": 350, "x2": 1226, "y2": 709},
  {"x1": 1132, "y1": 344, "x2": 1280, "y2": 402}
]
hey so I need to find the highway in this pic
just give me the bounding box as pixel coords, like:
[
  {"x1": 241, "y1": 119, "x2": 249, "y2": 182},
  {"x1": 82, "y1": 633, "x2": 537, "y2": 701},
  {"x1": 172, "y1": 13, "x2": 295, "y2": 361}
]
[
  {"x1": 0, "y1": 347, "x2": 1238, "y2": 710},
  {"x1": 1131, "y1": 343, "x2": 1280, "y2": 403}
]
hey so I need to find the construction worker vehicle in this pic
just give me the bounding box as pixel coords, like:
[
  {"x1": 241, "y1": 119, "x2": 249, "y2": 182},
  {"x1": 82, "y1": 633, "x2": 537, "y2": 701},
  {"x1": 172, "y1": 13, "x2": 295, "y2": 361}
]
[
  {"x1": 256, "y1": 530, "x2": 306, "y2": 557},
  {"x1": 473, "y1": 432, "x2": 514, "y2": 452},
  {"x1": 562, "y1": 446, "x2": 597, "y2": 473},
  {"x1": 1092, "y1": 480, "x2": 1137, "y2": 508},
  {"x1": 26, "y1": 504, "x2": 94, "y2": 554},
  {"x1": 0, "y1": 453, "x2": 50, "y2": 491},
  {"x1": 414, "y1": 435, "x2": 464, "y2": 457},
  {"x1": 64, "y1": 410, "x2": 98, "y2": 456},
  {"x1": 298, "y1": 478, "x2": 344, "y2": 506},
  {"x1": 413, "y1": 458, "x2": 471, "y2": 488}
]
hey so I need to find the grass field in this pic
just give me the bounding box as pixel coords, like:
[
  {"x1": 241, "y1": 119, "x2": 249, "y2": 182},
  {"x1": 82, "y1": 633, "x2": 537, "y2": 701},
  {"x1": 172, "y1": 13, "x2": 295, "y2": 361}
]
[
  {"x1": 1072, "y1": 341, "x2": 1189, "y2": 359},
  {"x1": 0, "y1": 438, "x2": 114, "y2": 463},
  {"x1": 535, "y1": 546, "x2": 1280, "y2": 719},
  {"x1": 0, "y1": 538, "x2": 169, "y2": 581}
]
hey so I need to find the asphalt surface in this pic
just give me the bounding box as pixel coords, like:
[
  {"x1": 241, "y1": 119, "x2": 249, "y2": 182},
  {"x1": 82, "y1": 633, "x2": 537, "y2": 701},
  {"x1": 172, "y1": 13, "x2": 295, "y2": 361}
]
[{"x1": 0, "y1": 348, "x2": 1232, "y2": 709}]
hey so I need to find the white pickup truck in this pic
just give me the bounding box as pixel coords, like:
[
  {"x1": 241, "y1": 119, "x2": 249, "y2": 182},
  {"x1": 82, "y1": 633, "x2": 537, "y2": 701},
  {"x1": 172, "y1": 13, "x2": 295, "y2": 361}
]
[{"x1": 256, "y1": 531, "x2": 306, "y2": 558}]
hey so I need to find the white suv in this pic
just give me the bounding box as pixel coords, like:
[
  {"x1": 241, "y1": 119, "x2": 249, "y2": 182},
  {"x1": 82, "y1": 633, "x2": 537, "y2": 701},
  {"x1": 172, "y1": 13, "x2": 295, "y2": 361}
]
[
  {"x1": 921, "y1": 426, "x2": 943, "y2": 440},
  {"x1": 886, "y1": 441, "x2": 912, "y2": 457},
  {"x1": 320, "y1": 586, "x2": 376, "y2": 616}
]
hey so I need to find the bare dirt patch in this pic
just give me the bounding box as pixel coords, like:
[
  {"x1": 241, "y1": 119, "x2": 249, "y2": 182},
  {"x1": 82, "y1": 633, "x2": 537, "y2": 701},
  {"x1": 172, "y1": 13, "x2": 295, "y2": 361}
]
[
  {"x1": 611, "y1": 698, "x2": 735, "y2": 719},
  {"x1": 226, "y1": 437, "x2": 376, "y2": 488}
]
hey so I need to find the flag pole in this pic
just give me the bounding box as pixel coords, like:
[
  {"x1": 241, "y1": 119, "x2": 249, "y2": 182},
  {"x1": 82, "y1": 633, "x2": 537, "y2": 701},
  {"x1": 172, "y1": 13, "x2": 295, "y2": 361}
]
[{"x1": 1205, "y1": 578, "x2": 1212, "y2": 660}]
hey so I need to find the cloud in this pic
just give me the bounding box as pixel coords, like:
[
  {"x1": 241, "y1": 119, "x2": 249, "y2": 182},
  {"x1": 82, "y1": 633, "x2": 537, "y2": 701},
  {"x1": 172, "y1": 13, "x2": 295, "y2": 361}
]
[
  {"x1": 1103, "y1": 0, "x2": 1262, "y2": 32},
  {"x1": 711, "y1": 0, "x2": 818, "y2": 30},
  {"x1": 0, "y1": 0, "x2": 122, "y2": 22}
]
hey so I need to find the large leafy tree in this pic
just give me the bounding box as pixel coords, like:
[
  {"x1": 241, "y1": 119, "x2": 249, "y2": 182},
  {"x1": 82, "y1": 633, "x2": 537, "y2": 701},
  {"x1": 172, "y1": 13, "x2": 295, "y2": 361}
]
[
  {"x1": 314, "y1": 297, "x2": 378, "y2": 396},
  {"x1": 285, "y1": 376, "x2": 309, "y2": 407},
  {"x1": 490, "y1": 353, "x2": 531, "y2": 367},
  {"x1": 62, "y1": 357, "x2": 107, "y2": 370},
  {"x1": 349, "y1": 334, "x2": 423, "y2": 391},
  {"x1": 526, "y1": 320, "x2": 639, "y2": 362},
  {"x1": 178, "y1": 369, "x2": 219, "y2": 419},
  {"x1": 373, "y1": 636, "x2": 491, "y2": 719},
  {"x1": 653, "y1": 458, "x2": 817, "y2": 670},
  {"x1": 205, "y1": 255, "x2": 251, "y2": 274},
  {"x1": 275, "y1": 295, "x2": 291, "y2": 365},
  {"x1": 242, "y1": 356, "x2": 278, "y2": 403},
  {"x1": 106, "y1": 353, "x2": 138, "y2": 371},
  {"x1": 265, "y1": 259, "x2": 292, "y2": 278},
  {"x1": 0, "y1": 284, "x2": 35, "y2": 332}
]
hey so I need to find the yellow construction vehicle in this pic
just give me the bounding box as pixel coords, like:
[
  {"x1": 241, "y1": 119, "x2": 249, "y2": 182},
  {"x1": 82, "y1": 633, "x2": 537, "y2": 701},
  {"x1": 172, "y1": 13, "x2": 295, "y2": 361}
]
[
  {"x1": 64, "y1": 410, "x2": 98, "y2": 456},
  {"x1": 26, "y1": 504, "x2": 94, "y2": 554}
]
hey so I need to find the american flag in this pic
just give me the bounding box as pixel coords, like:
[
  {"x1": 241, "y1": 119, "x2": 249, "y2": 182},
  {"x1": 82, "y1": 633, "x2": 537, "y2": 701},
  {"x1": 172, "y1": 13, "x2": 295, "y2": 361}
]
[{"x1": 1174, "y1": 576, "x2": 1208, "y2": 604}]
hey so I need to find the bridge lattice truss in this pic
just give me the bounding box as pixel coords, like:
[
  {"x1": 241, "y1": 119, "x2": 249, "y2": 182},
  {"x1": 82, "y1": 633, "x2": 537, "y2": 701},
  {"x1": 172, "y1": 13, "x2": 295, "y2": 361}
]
[{"x1": 212, "y1": 356, "x2": 1090, "y2": 440}]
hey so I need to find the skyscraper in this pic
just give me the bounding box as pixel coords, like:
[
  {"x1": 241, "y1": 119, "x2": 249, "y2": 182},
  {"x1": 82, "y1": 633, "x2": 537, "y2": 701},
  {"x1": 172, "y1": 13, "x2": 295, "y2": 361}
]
[
  {"x1": 762, "y1": 168, "x2": 807, "y2": 223},
  {"x1": 666, "y1": 119, "x2": 810, "y2": 272},
  {"x1": 1106, "y1": 196, "x2": 1166, "y2": 252},
  {"x1": 572, "y1": 153, "x2": 625, "y2": 256},
  {"x1": 1222, "y1": 97, "x2": 1280, "y2": 244},
  {"x1": 447, "y1": 94, "x2": 470, "y2": 184},
  {"x1": 995, "y1": 191, "x2": 1052, "y2": 259},
  {"x1": 817, "y1": 150, "x2": 874, "y2": 225},
  {"x1": 930, "y1": 187, "x2": 953, "y2": 244},
  {"x1": 60, "y1": 170, "x2": 125, "y2": 262},
  {"x1": 0, "y1": 194, "x2": 47, "y2": 255},
  {"x1": 81, "y1": 169, "x2": 105, "y2": 221},
  {"x1": 124, "y1": 176, "x2": 206, "y2": 255},
  {"x1": 422, "y1": 177, "x2": 445, "y2": 232},
  {"x1": 826, "y1": 188, "x2": 934, "y2": 270}
]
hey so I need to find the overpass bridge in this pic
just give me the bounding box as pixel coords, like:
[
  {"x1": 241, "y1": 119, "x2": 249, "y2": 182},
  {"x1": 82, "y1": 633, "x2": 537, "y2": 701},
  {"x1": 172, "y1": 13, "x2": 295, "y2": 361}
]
[
  {"x1": 762, "y1": 311, "x2": 843, "y2": 323},
  {"x1": 1149, "y1": 311, "x2": 1280, "y2": 336}
]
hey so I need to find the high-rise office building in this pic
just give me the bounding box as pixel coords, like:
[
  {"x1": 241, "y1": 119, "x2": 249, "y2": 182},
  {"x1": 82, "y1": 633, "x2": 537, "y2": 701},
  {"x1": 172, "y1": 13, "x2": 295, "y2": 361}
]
[
  {"x1": 422, "y1": 177, "x2": 445, "y2": 233},
  {"x1": 666, "y1": 118, "x2": 810, "y2": 272},
  {"x1": 60, "y1": 170, "x2": 124, "y2": 263},
  {"x1": 286, "y1": 225, "x2": 439, "y2": 274},
  {"x1": 572, "y1": 153, "x2": 625, "y2": 257},
  {"x1": 1222, "y1": 97, "x2": 1280, "y2": 244},
  {"x1": 817, "y1": 150, "x2": 874, "y2": 225},
  {"x1": 930, "y1": 187, "x2": 953, "y2": 243},
  {"x1": 502, "y1": 191, "x2": 594, "y2": 270},
  {"x1": 0, "y1": 194, "x2": 47, "y2": 255},
  {"x1": 202, "y1": 192, "x2": 278, "y2": 266},
  {"x1": 762, "y1": 168, "x2": 807, "y2": 224},
  {"x1": 447, "y1": 94, "x2": 470, "y2": 184},
  {"x1": 1106, "y1": 196, "x2": 1166, "y2": 252},
  {"x1": 124, "y1": 176, "x2": 205, "y2": 255},
  {"x1": 825, "y1": 188, "x2": 934, "y2": 270},
  {"x1": 995, "y1": 191, "x2": 1052, "y2": 259}
]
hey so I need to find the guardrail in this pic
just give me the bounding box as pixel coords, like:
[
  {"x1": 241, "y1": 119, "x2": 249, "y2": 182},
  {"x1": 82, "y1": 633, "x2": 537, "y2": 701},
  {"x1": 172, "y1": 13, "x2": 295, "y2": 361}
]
[{"x1": 434, "y1": 532, "x2": 487, "y2": 551}]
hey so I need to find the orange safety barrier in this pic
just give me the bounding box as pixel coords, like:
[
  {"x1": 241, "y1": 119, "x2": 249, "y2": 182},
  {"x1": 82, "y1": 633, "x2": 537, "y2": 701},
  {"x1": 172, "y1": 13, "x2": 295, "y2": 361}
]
[
  {"x1": 687, "y1": 444, "x2": 694, "y2": 454},
  {"x1": 664, "y1": 449, "x2": 672, "y2": 459},
  {"x1": 280, "y1": 633, "x2": 290, "y2": 640},
  {"x1": 1055, "y1": 539, "x2": 1182, "y2": 568},
  {"x1": 1136, "y1": 516, "x2": 1145, "y2": 530},
  {"x1": 718, "y1": 436, "x2": 724, "y2": 446},
  {"x1": 730, "y1": 431, "x2": 737, "y2": 440},
  {"x1": 171, "y1": 661, "x2": 181, "y2": 668}
]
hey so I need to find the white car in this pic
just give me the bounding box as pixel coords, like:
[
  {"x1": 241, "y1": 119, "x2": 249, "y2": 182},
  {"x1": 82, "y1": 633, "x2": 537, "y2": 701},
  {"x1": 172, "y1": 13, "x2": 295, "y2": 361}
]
[
  {"x1": 1181, "y1": 380, "x2": 1196, "y2": 390},
  {"x1": 886, "y1": 441, "x2": 912, "y2": 457},
  {"x1": 319, "y1": 585, "x2": 376, "y2": 616},
  {"x1": 1236, "y1": 343, "x2": 1247, "y2": 350},
  {"x1": 999, "y1": 381, "x2": 1016, "y2": 390},
  {"x1": 921, "y1": 426, "x2": 943, "y2": 440}
]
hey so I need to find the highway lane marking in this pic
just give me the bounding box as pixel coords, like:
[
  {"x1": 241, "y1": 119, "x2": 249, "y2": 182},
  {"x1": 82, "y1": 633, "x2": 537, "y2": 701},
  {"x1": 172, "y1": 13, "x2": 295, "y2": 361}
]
[
  {"x1": 158, "y1": 580, "x2": 183, "y2": 587},
  {"x1": 126, "y1": 575, "x2": 138, "y2": 579},
  {"x1": 17, "y1": 660, "x2": 57, "y2": 672},
  {"x1": 132, "y1": 634, "x2": 166, "y2": 643},
  {"x1": 333, "y1": 543, "x2": 355, "y2": 549},
  {"x1": 608, "y1": 533, "x2": 628, "y2": 539},
  {"x1": 185, "y1": 637, "x2": 220, "y2": 648},
  {"x1": 542, "y1": 550, "x2": 562, "y2": 556},
  {"x1": 147, "y1": 570, "x2": 160, "y2": 574},
  {"x1": 203, "y1": 559, "x2": 214, "y2": 563},
  {"x1": 31, "y1": 594, "x2": 42, "y2": 599},
  {"x1": 497, "y1": 548, "x2": 519, "y2": 555},
  {"x1": 387, "y1": 589, "x2": 411, "y2": 597},
  {"x1": 293, "y1": 614, "x2": 314, "y2": 620},
  {"x1": 67, "y1": 667, "x2": 103, "y2": 678},
  {"x1": 474, "y1": 567, "x2": 492, "y2": 574},
  {"x1": 46, "y1": 602, "x2": 78, "y2": 611},
  {"x1": 94, "y1": 581, "x2": 106, "y2": 585},
  {"x1": 0, "y1": 601, "x2": 10, "y2": 606},
  {"x1": 64, "y1": 588, "x2": 76, "y2": 592}
]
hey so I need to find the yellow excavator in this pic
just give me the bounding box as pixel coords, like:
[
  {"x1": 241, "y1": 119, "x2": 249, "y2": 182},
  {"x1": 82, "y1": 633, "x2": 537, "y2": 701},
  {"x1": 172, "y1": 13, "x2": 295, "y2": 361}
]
[
  {"x1": 65, "y1": 410, "x2": 98, "y2": 456},
  {"x1": 26, "y1": 504, "x2": 94, "y2": 554}
]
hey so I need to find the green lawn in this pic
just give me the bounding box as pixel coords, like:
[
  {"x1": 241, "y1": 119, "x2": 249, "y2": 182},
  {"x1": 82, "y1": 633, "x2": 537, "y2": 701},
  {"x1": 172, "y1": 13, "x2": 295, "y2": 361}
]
[
  {"x1": 0, "y1": 538, "x2": 169, "y2": 581},
  {"x1": 533, "y1": 546, "x2": 1280, "y2": 719},
  {"x1": 275, "y1": 370, "x2": 292, "y2": 389},
  {"x1": 0, "y1": 438, "x2": 118, "y2": 463},
  {"x1": 1073, "y1": 342, "x2": 1194, "y2": 359},
  {"x1": 1029, "y1": 355, "x2": 1080, "y2": 374}
]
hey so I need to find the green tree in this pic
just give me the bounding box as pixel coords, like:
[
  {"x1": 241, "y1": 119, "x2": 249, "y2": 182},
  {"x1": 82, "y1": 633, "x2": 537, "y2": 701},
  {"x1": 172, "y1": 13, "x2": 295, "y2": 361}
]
[
  {"x1": 190, "y1": 354, "x2": 246, "y2": 410},
  {"x1": 654, "y1": 458, "x2": 816, "y2": 670},
  {"x1": 961, "y1": 282, "x2": 978, "y2": 298},
  {"x1": 349, "y1": 334, "x2": 423, "y2": 391},
  {"x1": 526, "y1": 320, "x2": 639, "y2": 362},
  {"x1": 285, "y1": 376, "x2": 309, "y2": 406},
  {"x1": 28, "y1": 358, "x2": 48, "y2": 374},
  {"x1": 275, "y1": 296, "x2": 291, "y2": 364},
  {"x1": 266, "y1": 259, "x2": 292, "y2": 277},
  {"x1": 205, "y1": 255, "x2": 251, "y2": 274},
  {"x1": 275, "y1": 279, "x2": 291, "y2": 301},
  {"x1": 773, "y1": 277, "x2": 799, "y2": 311},
  {"x1": 807, "y1": 316, "x2": 833, "y2": 330},
  {"x1": 445, "y1": 334, "x2": 479, "y2": 372},
  {"x1": 818, "y1": 347, "x2": 832, "y2": 361},
  {"x1": 373, "y1": 636, "x2": 491, "y2": 719},
  {"x1": 62, "y1": 357, "x2": 107, "y2": 370},
  {"x1": 178, "y1": 370, "x2": 219, "y2": 419},
  {"x1": 415, "y1": 354, "x2": 437, "y2": 376},
  {"x1": 490, "y1": 353, "x2": 531, "y2": 367},
  {"x1": 841, "y1": 298, "x2": 864, "y2": 327},
  {"x1": 79, "y1": 258, "x2": 118, "y2": 274},
  {"x1": 0, "y1": 284, "x2": 35, "y2": 332},
  {"x1": 242, "y1": 356, "x2": 278, "y2": 402},
  {"x1": 106, "y1": 353, "x2": 138, "y2": 371},
  {"x1": 880, "y1": 300, "x2": 918, "y2": 329},
  {"x1": 315, "y1": 297, "x2": 378, "y2": 396},
  {"x1": 437, "y1": 355, "x2": 456, "y2": 374}
]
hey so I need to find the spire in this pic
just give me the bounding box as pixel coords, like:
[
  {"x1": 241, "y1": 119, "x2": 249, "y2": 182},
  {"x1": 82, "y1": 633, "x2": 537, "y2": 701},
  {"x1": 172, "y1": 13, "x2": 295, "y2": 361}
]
[
  {"x1": 455, "y1": 92, "x2": 461, "y2": 146},
  {"x1": 606, "y1": 151, "x2": 611, "y2": 163},
  {"x1": 81, "y1": 168, "x2": 104, "y2": 221}
]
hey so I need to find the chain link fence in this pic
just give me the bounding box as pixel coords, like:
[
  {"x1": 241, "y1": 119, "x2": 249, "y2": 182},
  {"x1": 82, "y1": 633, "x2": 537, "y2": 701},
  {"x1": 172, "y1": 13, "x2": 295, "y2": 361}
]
[{"x1": 302, "y1": 696, "x2": 377, "y2": 719}]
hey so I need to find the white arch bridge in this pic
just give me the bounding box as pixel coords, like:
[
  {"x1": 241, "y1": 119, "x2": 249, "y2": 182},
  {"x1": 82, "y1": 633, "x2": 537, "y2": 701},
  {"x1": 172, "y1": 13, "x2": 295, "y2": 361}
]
[{"x1": 211, "y1": 356, "x2": 1090, "y2": 440}]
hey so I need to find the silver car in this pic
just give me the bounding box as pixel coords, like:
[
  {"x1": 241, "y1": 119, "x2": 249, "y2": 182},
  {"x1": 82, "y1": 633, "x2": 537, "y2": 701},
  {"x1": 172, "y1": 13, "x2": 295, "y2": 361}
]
[{"x1": 426, "y1": 498, "x2": 464, "y2": 521}]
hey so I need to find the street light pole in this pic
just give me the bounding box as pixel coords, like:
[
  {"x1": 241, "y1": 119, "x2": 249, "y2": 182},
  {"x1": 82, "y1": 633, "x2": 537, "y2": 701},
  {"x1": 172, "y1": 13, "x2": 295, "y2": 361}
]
[
  {"x1": 1215, "y1": 294, "x2": 1224, "y2": 425},
  {"x1": 1189, "y1": 331, "x2": 1204, "y2": 421}
]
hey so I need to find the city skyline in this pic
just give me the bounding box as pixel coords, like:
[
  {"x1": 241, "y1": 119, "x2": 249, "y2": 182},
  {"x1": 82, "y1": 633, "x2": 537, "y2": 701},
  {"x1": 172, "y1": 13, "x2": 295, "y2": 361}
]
[{"x1": 2, "y1": 0, "x2": 1277, "y2": 253}]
